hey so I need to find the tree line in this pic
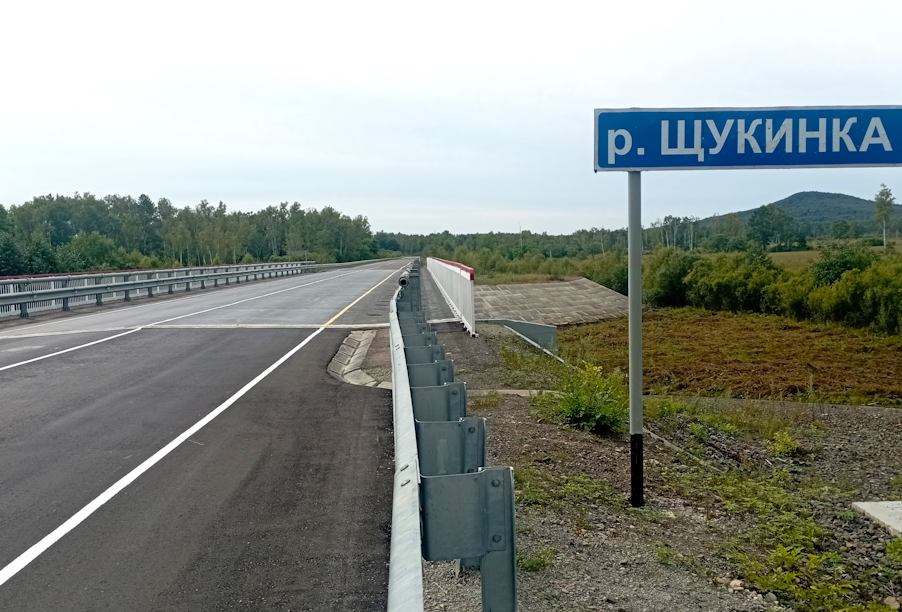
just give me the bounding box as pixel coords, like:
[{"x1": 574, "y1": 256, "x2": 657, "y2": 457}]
[
  {"x1": 376, "y1": 185, "x2": 897, "y2": 261},
  {"x1": 0, "y1": 193, "x2": 383, "y2": 276}
]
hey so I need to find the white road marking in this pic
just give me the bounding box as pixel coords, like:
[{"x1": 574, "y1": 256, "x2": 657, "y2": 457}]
[
  {"x1": 0, "y1": 268, "x2": 371, "y2": 372},
  {"x1": 0, "y1": 328, "x2": 144, "y2": 373},
  {"x1": 0, "y1": 328, "x2": 133, "y2": 339},
  {"x1": 1, "y1": 345, "x2": 46, "y2": 353},
  {"x1": 0, "y1": 325, "x2": 327, "y2": 588}
]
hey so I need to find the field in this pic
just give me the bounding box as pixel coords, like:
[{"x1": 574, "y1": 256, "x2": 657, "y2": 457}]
[
  {"x1": 559, "y1": 307, "x2": 902, "y2": 407},
  {"x1": 767, "y1": 249, "x2": 820, "y2": 271}
]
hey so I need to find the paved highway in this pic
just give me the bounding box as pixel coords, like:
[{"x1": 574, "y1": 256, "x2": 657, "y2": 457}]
[{"x1": 0, "y1": 259, "x2": 410, "y2": 611}]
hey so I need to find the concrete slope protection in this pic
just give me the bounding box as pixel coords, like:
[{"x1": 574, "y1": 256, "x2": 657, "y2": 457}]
[{"x1": 0, "y1": 259, "x2": 410, "y2": 611}]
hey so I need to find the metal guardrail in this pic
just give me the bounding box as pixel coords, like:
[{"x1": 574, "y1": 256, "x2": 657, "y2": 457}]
[
  {"x1": 425, "y1": 257, "x2": 477, "y2": 336},
  {"x1": 0, "y1": 259, "x2": 392, "y2": 319},
  {"x1": 387, "y1": 261, "x2": 517, "y2": 612}
]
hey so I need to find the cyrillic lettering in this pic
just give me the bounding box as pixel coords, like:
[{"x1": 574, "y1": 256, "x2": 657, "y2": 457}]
[
  {"x1": 706, "y1": 119, "x2": 733, "y2": 154},
  {"x1": 833, "y1": 118, "x2": 857, "y2": 152},
  {"x1": 662, "y1": 120, "x2": 704, "y2": 162},
  {"x1": 799, "y1": 118, "x2": 827, "y2": 153},
  {"x1": 737, "y1": 119, "x2": 762, "y2": 154},
  {"x1": 859, "y1": 117, "x2": 893, "y2": 152},
  {"x1": 765, "y1": 119, "x2": 792, "y2": 153},
  {"x1": 608, "y1": 129, "x2": 632, "y2": 164}
]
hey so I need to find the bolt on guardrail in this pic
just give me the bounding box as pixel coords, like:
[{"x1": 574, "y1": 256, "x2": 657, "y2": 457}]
[{"x1": 387, "y1": 260, "x2": 517, "y2": 612}]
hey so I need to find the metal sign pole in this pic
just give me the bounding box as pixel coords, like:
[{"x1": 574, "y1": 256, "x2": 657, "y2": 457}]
[{"x1": 627, "y1": 170, "x2": 644, "y2": 507}]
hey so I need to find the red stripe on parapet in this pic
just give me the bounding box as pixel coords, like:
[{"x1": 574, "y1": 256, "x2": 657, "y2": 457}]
[{"x1": 431, "y1": 258, "x2": 475, "y2": 281}]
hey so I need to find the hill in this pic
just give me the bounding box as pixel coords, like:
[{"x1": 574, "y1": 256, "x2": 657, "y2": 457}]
[{"x1": 706, "y1": 191, "x2": 902, "y2": 229}]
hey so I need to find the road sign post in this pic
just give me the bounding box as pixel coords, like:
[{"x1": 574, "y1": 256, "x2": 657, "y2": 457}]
[
  {"x1": 627, "y1": 171, "x2": 643, "y2": 507},
  {"x1": 595, "y1": 106, "x2": 902, "y2": 507}
]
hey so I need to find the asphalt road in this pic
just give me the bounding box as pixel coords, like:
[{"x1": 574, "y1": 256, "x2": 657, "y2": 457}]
[{"x1": 0, "y1": 259, "x2": 409, "y2": 611}]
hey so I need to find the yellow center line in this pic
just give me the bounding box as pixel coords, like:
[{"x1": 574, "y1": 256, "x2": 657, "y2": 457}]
[{"x1": 322, "y1": 268, "x2": 400, "y2": 327}]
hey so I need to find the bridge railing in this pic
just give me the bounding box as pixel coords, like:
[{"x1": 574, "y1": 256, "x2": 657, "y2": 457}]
[
  {"x1": 0, "y1": 259, "x2": 390, "y2": 319},
  {"x1": 425, "y1": 257, "x2": 476, "y2": 336},
  {"x1": 388, "y1": 260, "x2": 517, "y2": 612}
]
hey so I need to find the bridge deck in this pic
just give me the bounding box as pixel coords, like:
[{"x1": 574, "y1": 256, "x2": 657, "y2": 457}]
[{"x1": 0, "y1": 260, "x2": 407, "y2": 611}]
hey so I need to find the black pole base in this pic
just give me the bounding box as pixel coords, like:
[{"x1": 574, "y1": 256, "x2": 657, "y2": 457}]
[{"x1": 630, "y1": 433, "x2": 644, "y2": 507}]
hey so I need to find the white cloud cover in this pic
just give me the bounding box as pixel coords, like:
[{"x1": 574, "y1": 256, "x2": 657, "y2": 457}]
[{"x1": 1, "y1": 0, "x2": 900, "y2": 233}]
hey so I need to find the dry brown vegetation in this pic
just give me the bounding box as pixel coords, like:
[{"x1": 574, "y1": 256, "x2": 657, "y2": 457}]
[{"x1": 559, "y1": 308, "x2": 902, "y2": 406}]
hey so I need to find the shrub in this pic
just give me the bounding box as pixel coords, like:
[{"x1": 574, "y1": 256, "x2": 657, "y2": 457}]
[
  {"x1": 810, "y1": 242, "x2": 879, "y2": 286},
  {"x1": 556, "y1": 365, "x2": 629, "y2": 434},
  {"x1": 762, "y1": 272, "x2": 814, "y2": 319},
  {"x1": 581, "y1": 251, "x2": 629, "y2": 295},
  {"x1": 642, "y1": 247, "x2": 700, "y2": 307},
  {"x1": 808, "y1": 256, "x2": 902, "y2": 334},
  {"x1": 685, "y1": 249, "x2": 784, "y2": 312},
  {"x1": 768, "y1": 430, "x2": 801, "y2": 456}
]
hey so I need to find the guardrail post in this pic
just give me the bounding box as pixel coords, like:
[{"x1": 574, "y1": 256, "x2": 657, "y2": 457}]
[
  {"x1": 95, "y1": 277, "x2": 104, "y2": 306},
  {"x1": 420, "y1": 468, "x2": 517, "y2": 611},
  {"x1": 61, "y1": 279, "x2": 70, "y2": 311},
  {"x1": 18, "y1": 282, "x2": 29, "y2": 318},
  {"x1": 123, "y1": 274, "x2": 131, "y2": 301}
]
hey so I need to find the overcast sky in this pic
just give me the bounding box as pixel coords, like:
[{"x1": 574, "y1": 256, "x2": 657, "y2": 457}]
[{"x1": 2, "y1": 0, "x2": 900, "y2": 234}]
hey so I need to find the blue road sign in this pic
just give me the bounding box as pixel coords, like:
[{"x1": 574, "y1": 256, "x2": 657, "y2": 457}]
[{"x1": 594, "y1": 106, "x2": 902, "y2": 172}]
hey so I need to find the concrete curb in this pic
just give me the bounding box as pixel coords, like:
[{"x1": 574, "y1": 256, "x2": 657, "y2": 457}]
[{"x1": 327, "y1": 330, "x2": 392, "y2": 389}]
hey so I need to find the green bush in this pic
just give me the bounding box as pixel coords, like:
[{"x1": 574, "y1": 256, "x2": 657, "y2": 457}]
[
  {"x1": 556, "y1": 365, "x2": 629, "y2": 434},
  {"x1": 762, "y1": 272, "x2": 814, "y2": 319},
  {"x1": 643, "y1": 247, "x2": 701, "y2": 307},
  {"x1": 768, "y1": 430, "x2": 801, "y2": 456},
  {"x1": 810, "y1": 242, "x2": 879, "y2": 286},
  {"x1": 808, "y1": 256, "x2": 902, "y2": 334},
  {"x1": 685, "y1": 249, "x2": 784, "y2": 312},
  {"x1": 581, "y1": 251, "x2": 629, "y2": 295}
]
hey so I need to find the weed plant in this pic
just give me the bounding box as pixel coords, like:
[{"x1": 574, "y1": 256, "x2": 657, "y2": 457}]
[
  {"x1": 532, "y1": 365, "x2": 629, "y2": 434},
  {"x1": 517, "y1": 546, "x2": 556, "y2": 571}
]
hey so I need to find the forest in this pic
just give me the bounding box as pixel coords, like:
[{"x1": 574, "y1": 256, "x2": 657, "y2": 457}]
[{"x1": 0, "y1": 193, "x2": 382, "y2": 276}]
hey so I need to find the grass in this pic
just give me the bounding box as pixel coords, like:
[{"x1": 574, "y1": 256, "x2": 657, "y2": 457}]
[
  {"x1": 494, "y1": 333, "x2": 569, "y2": 390},
  {"x1": 560, "y1": 307, "x2": 902, "y2": 406},
  {"x1": 645, "y1": 396, "x2": 815, "y2": 443},
  {"x1": 470, "y1": 390, "x2": 502, "y2": 409},
  {"x1": 887, "y1": 539, "x2": 902, "y2": 566},
  {"x1": 513, "y1": 465, "x2": 627, "y2": 509},
  {"x1": 517, "y1": 545, "x2": 556, "y2": 571},
  {"x1": 770, "y1": 250, "x2": 821, "y2": 271}
]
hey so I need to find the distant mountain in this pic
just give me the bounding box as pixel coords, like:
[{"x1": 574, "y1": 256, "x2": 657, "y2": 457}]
[{"x1": 705, "y1": 191, "x2": 902, "y2": 229}]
